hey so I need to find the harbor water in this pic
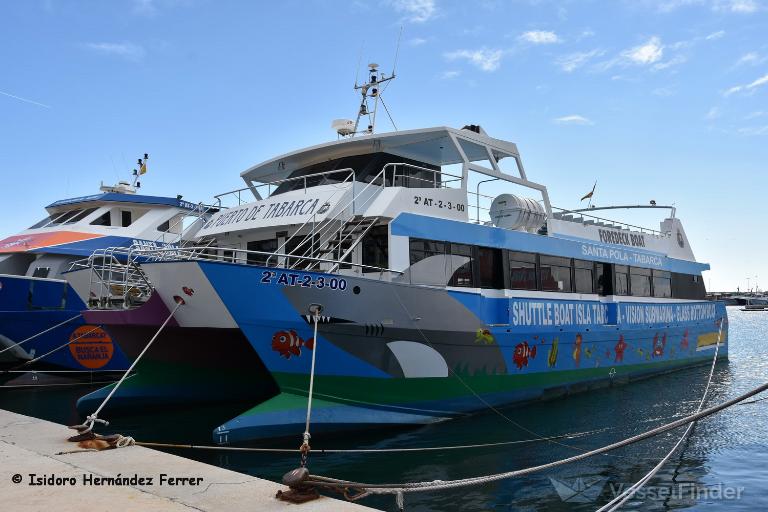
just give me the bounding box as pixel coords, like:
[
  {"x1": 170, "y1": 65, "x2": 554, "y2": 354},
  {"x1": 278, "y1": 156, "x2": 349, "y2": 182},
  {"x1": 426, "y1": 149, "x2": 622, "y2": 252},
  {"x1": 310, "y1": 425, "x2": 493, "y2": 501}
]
[{"x1": 2, "y1": 306, "x2": 766, "y2": 511}]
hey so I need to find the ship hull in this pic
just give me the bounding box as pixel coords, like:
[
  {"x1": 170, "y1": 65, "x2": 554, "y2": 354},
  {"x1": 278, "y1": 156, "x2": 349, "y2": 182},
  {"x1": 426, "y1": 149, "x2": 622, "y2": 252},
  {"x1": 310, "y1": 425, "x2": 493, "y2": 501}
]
[{"x1": 140, "y1": 260, "x2": 728, "y2": 444}]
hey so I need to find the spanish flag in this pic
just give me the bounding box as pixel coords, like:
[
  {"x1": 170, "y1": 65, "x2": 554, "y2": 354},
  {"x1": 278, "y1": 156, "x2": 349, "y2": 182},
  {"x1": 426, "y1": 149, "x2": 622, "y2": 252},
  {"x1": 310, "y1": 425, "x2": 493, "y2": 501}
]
[{"x1": 581, "y1": 182, "x2": 596, "y2": 201}]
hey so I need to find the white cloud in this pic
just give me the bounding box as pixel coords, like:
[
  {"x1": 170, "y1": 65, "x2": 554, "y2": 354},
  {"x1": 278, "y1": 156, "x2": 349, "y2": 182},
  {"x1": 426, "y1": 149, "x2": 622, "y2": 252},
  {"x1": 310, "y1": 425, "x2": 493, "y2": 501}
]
[
  {"x1": 83, "y1": 42, "x2": 145, "y2": 61},
  {"x1": 745, "y1": 111, "x2": 767, "y2": 119},
  {"x1": 655, "y1": 0, "x2": 706, "y2": 13},
  {"x1": 132, "y1": 0, "x2": 157, "y2": 16},
  {"x1": 555, "y1": 49, "x2": 604, "y2": 72},
  {"x1": 705, "y1": 106, "x2": 721, "y2": 119},
  {"x1": 705, "y1": 30, "x2": 726, "y2": 40},
  {"x1": 439, "y1": 70, "x2": 460, "y2": 79},
  {"x1": 408, "y1": 37, "x2": 427, "y2": 46},
  {"x1": 653, "y1": 54, "x2": 686, "y2": 70},
  {"x1": 724, "y1": 72, "x2": 768, "y2": 96},
  {"x1": 554, "y1": 115, "x2": 594, "y2": 126},
  {"x1": 390, "y1": 0, "x2": 436, "y2": 22},
  {"x1": 737, "y1": 125, "x2": 768, "y2": 135},
  {"x1": 445, "y1": 48, "x2": 504, "y2": 71},
  {"x1": 714, "y1": 0, "x2": 761, "y2": 12},
  {"x1": 733, "y1": 52, "x2": 767, "y2": 68},
  {"x1": 653, "y1": 86, "x2": 676, "y2": 96},
  {"x1": 519, "y1": 30, "x2": 561, "y2": 44},
  {"x1": 622, "y1": 36, "x2": 664, "y2": 65}
]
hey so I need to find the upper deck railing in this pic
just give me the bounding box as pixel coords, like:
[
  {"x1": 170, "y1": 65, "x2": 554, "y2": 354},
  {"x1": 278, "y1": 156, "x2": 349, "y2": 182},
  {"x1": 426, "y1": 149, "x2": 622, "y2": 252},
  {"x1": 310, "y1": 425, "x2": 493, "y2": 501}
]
[{"x1": 550, "y1": 205, "x2": 671, "y2": 237}]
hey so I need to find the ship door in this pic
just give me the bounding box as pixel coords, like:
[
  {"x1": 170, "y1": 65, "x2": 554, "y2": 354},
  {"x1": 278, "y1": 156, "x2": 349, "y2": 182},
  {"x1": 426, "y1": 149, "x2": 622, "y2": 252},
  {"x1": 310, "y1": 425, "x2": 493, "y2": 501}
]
[
  {"x1": 477, "y1": 247, "x2": 504, "y2": 289},
  {"x1": 596, "y1": 263, "x2": 613, "y2": 296}
]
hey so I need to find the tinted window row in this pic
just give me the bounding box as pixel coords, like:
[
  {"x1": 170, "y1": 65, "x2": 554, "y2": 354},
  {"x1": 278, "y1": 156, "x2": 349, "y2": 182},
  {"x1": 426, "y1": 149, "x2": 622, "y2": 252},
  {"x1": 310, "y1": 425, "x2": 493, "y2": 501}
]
[{"x1": 409, "y1": 238, "x2": 705, "y2": 299}]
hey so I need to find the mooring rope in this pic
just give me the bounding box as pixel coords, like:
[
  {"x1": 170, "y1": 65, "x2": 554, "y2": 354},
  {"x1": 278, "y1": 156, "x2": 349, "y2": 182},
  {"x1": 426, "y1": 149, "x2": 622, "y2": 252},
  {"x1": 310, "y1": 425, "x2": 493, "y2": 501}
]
[
  {"x1": 300, "y1": 379, "x2": 768, "y2": 496},
  {"x1": 596, "y1": 317, "x2": 725, "y2": 512},
  {"x1": 133, "y1": 428, "x2": 606, "y2": 454},
  {"x1": 299, "y1": 305, "x2": 322, "y2": 468},
  {"x1": 0, "y1": 313, "x2": 82, "y2": 355},
  {"x1": 70, "y1": 299, "x2": 183, "y2": 435}
]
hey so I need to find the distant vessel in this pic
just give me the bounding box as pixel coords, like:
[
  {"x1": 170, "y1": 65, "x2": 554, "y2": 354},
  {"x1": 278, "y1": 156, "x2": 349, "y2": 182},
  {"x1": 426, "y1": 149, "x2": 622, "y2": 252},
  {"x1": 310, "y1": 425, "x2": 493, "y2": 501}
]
[
  {"x1": 74, "y1": 68, "x2": 728, "y2": 443},
  {"x1": 0, "y1": 159, "x2": 211, "y2": 377}
]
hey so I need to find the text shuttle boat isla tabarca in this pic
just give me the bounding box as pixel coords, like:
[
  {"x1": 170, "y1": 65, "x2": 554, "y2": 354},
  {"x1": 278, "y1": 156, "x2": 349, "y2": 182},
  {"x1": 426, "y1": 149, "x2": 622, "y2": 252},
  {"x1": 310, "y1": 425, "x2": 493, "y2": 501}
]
[
  {"x1": 0, "y1": 166, "x2": 213, "y2": 377},
  {"x1": 75, "y1": 123, "x2": 728, "y2": 443}
]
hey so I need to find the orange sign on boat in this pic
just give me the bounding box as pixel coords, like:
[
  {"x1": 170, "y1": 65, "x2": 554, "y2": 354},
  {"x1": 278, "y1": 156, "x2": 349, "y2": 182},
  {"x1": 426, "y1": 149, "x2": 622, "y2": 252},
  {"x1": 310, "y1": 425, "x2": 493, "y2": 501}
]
[
  {"x1": 0, "y1": 231, "x2": 103, "y2": 253},
  {"x1": 68, "y1": 325, "x2": 114, "y2": 369}
]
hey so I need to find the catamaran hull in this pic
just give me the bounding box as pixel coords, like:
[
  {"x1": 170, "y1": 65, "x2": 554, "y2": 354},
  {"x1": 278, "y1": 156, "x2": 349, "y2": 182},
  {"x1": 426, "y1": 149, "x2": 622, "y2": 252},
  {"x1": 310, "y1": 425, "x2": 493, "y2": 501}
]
[
  {"x1": 140, "y1": 259, "x2": 728, "y2": 444},
  {"x1": 0, "y1": 274, "x2": 132, "y2": 376}
]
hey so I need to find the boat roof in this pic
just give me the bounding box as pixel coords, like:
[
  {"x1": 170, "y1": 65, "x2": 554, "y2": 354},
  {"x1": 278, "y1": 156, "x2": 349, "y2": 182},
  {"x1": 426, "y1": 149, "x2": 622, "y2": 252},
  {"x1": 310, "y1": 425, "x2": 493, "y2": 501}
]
[
  {"x1": 240, "y1": 126, "x2": 521, "y2": 184},
  {"x1": 46, "y1": 192, "x2": 200, "y2": 212}
]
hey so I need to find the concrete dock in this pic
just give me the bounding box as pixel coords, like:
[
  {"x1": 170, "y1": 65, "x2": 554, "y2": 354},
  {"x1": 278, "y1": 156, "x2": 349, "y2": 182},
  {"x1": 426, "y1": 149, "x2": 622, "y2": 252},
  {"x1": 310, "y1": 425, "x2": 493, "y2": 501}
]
[{"x1": 0, "y1": 409, "x2": 376, "y2": 511}]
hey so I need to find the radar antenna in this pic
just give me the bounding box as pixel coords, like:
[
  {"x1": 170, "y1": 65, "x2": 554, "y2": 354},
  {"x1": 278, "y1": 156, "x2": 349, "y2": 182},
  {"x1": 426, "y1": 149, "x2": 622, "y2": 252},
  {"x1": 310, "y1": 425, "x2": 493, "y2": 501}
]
[{"x1": 332, "y1": 31, "x2": 401, "y2": 138}]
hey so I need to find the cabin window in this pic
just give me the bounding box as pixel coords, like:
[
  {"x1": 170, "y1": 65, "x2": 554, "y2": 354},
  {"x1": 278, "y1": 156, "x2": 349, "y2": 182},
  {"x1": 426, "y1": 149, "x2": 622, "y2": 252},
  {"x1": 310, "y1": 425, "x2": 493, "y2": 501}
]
[
  {"x1": 157, "y1": 220, "x2": 171, "y2": 232},
  {"x1": 573, "y1": 259, "x2": 595, "y2": 294},
  {"x1": 66, "y1": 208, "x2": 97, "y2": 224},
  {"x1": 595, "y1": 263, "x2": 612, "y2": 295},
  {"x1": 121, "y1": 210, "x2": 133, "y2": 227},
  {"x1": 448, "y1": 243, "x2": 474, "y2": 287},
  {"x1": 477, "y1": 247, "x2": 503, "y2": 289},
  {"x1": 90, "y1": 211, "x2": 111, "y2": 226},
  {"x1": 652, "y1": 270, "x2": 672, "y2": 298},
  {"x1": 507, "y1": 251, "x2": 537, "y2": 290},
  {"x1": 630, "y1": 267, "x2": 652, "y2": 297},
  {"x1": 614, "y1": 265, "x2": 630, "y2": 295},
  {"x1": 247, "y1": 239, "x2": 278, "y2": 266},
  {"x1": 540, "y1": 255, "x2": 571, "y2": 292},
  {"x1": 409, "y1": 239, "x2": 445, "y2": 265},
  {"x1": 362, "y1": 225, "x2": 389, "y2": 270},
  {"x1": 32, "y1": 267, "x2": 50, "y2": 278}
]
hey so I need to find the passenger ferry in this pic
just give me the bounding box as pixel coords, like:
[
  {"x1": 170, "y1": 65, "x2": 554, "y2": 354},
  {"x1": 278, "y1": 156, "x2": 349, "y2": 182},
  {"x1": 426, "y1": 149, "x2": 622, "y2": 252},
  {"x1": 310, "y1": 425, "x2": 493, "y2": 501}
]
[
  {"x1": 75, "y1": 69, "x2": 727, "y2": 442},
  {"x1": 0, "y1": 164, "x2": 210, "y2": 378}
]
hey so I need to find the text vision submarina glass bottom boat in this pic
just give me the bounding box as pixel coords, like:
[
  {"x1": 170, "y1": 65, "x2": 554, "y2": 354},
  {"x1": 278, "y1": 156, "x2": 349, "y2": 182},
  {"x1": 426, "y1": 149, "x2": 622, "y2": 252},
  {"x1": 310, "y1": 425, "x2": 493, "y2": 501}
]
[{"x1": 73, "y1": 125, "x2": 727, "y2": 444}]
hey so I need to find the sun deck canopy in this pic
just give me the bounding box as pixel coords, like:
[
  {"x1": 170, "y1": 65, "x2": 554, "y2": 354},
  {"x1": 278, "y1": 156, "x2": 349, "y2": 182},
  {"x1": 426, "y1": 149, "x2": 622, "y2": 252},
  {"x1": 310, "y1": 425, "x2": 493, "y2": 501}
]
[{"x1": 240, "y1": 126, "x2": 521, "y2": 186}]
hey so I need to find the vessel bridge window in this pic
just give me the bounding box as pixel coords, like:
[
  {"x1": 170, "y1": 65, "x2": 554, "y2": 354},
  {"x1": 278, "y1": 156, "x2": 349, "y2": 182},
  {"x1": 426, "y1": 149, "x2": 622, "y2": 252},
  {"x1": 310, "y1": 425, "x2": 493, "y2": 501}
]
[
  {"x1": 90, "y1": 211, "x2": 112, "y2": 226},
  {"x1": 271, "y1": 153, "x2": 441, "y2": 195}
]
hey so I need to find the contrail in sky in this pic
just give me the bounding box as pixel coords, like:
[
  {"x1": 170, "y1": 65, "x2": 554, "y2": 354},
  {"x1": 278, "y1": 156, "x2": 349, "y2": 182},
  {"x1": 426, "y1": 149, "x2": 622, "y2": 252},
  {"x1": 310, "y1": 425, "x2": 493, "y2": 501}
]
[{"x1": 0, "y1": 89, "x2": 51, "y2": 108}]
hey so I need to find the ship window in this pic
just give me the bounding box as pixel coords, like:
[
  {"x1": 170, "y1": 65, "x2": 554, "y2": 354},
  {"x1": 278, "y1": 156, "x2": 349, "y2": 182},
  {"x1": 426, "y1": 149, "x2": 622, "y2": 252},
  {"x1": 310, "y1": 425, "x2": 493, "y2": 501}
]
[
  {"x1": 65, "y1": 207, "x2": 97, "y2": 224},
  {"x1": 362, "y1": 225, "x2": 389, "y2": 271},
  {"x1": 448, "y1": 243, "x2": 474, "y2": 287},
  {"x1": 614, "y1": 265, "x2": 629, "y2": 295},
  {"x1": 409, "y1": 239, "x2": 446, "y2": 265},
  {"x1": 29, "y1": 215, "x2": 57, "y2": 229},
  {"x1": 671, "y1": 272, "x2": 706, "y2": 300},
  {"x1": 478, "y1": 247, "x2": 503, "y2": 289},
  {"x1": 90, "y1": 211, "x2": 112, "y2": 226},
  {"x1": 653, "y1": 270, "x2": 672, "y2": 298},
  {"x1": 157, "y1": 220, "x2": 170, "y2": 232},
  {"x1": 595, "y1": 263, "x2": 612, "y2": 295},
  {"x1": 32, "y1": 267, "x2": 50, "y2": 278},
  {"x1": 247, "y1": 238, "x2": 278, "y2": 266},
  {"x1": 630, "y1": 267, "x2": 652, "y2": 297},
  {"x1": 46, "y1": 209, "x2": 82, "y2": 226},
  {"x1": 573, "y1": 259, "x2": 594, "y2": 294},
  {"x1": 508, "y1": 251, "x2": 537, "y2": 290},
  {"x1": 540, "y1": 255, "x2": 572, "y2": 292},
  {"x1": 121, "y1": 210, "x2": 132, "y2": 227}
]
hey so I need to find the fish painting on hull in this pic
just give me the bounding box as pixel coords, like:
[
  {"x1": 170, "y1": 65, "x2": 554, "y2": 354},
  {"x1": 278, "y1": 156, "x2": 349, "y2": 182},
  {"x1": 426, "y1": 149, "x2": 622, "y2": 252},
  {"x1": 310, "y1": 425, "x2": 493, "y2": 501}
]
[
  {"x1": 513, "y1": 341, "x2": 537, "y2": 370},
  {"x1": 271, "y1": 330, "x2": 314, "y2": 359},
  {"x1": 652, "y1": 333, "x2": 667, "y2": 358},
  {"x1": 547, "y1": 338, "x2": 559, "y2": 368},
  {"x1": 573, "y1": 334, "x2": 583, "y2": 367},
  {"x1": 615, "y1": 335, "x2": 627, "y2": 363}
]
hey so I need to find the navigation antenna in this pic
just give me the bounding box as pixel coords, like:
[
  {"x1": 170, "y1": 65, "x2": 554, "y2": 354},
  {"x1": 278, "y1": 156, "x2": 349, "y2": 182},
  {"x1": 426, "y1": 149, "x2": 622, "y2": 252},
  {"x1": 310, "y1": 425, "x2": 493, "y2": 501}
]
[{"x1": 332, "y1": 29, "x2": 402, "y2": 138}]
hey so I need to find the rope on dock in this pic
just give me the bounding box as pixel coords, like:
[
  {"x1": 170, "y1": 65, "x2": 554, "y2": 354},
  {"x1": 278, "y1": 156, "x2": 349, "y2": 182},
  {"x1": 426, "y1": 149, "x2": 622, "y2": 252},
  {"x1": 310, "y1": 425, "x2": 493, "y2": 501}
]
[
  {"x1": 299, "y1": 377, "x2": 768, "y2": 498},
  {"x1": 596, "y1": 317, "x2": 725, "y2": 512},
  {"x1": 0, "y1": 313, "x2": 82, "y2": 356},
  {"x1": 68, "y1": 299, "x2": 184, "y2": 438}
]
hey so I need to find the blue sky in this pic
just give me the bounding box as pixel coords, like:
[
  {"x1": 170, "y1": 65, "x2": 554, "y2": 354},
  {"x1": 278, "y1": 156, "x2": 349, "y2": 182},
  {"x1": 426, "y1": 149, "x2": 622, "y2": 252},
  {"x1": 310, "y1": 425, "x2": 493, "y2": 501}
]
[{"x1": 1, "y1": 0, "x2": 767, "y2": 291}]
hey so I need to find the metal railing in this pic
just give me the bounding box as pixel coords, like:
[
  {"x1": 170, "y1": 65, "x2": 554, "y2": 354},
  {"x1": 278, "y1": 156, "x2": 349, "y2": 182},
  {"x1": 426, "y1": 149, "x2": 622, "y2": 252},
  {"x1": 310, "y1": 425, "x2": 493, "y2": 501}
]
[
  {"x1": 551, "y1": 206, "x2": 669, "y2": 237},
  {"x1": 214, "y1": 169, "x2": 356, "y2": 206}
]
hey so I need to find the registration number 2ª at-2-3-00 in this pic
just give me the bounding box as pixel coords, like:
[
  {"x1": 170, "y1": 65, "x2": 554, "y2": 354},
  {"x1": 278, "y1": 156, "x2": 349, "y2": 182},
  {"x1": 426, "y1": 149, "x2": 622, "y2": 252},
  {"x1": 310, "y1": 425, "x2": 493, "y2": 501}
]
[{"x1": 260, "y1": 270, "x2": 347, "y2": 291}]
